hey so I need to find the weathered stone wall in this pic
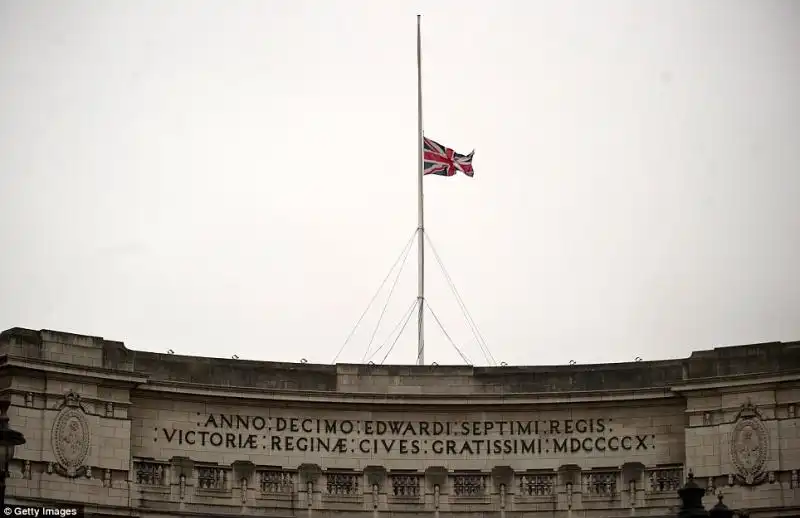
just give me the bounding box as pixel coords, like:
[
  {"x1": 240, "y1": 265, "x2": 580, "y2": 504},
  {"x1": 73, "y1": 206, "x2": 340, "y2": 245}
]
[
  {"x1": 681, "y1": 384, "x2": 800, "y2": 511},
  {"x1": 1, "y1": 327, "x2": 799, "y2": 517},
  {"x1": 4, "y1": 374, "x2": 136, "y2": 510}
]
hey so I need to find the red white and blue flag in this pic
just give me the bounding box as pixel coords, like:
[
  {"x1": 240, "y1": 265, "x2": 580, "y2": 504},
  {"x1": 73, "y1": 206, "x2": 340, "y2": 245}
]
[{"x1": 423, "y1": 137, "x2": 475, "y2": 178}]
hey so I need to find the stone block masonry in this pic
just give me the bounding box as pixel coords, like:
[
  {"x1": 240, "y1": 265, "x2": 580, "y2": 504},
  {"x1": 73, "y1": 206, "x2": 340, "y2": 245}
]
[{"x1": 2, "y1": 327, "x2": 800, "y2": 517}]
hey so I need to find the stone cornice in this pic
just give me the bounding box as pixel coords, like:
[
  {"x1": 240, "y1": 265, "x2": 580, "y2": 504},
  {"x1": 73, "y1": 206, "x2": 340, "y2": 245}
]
[
  {"x1": 670, "y1": 371, "x2": 800, "y2": 393},
  {"x1": 133, "y1": 380, "x2": 680, "y2": 407},
  {"x1": 0, "y1": 354, "x2": 149, "y2": 387}
]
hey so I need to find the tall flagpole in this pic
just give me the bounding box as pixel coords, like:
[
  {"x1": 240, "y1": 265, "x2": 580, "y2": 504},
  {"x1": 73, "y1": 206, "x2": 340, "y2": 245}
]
[{"x1": 416, "y1": 14, "x2": 425, "y2": 366}]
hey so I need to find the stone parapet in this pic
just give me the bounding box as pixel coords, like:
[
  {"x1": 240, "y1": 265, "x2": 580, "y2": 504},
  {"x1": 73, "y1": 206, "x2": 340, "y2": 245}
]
[{"x1": 3, "y1": 327, "x2": 800, "y2": 395}]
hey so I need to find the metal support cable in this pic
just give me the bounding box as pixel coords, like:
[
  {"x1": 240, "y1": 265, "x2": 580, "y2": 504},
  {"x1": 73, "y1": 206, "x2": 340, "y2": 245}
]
[
  {"x1": 426, "y1": 301, "x2": 472, "y2": 365},
  {"x1": 424, "y1": 232, "x2": 496, "y2": 365},
  {"x1": 362, "y1": 234, "x2": 416, "y2": 362},
  {"x1": 378, "y1": 299, "x2": 419, "y2": 365},
  {"x1": 332, "y1": 229, "x2": 418, "y2": 363}
]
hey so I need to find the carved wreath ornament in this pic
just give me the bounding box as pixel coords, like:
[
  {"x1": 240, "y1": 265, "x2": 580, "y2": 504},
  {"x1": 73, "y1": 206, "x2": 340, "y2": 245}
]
[
  {"x1": 51, "y1": 391, "x2": 91, "y2": 478},
  {"x1": 730, "y1": 401, "x2": 769, "y2": 486}
]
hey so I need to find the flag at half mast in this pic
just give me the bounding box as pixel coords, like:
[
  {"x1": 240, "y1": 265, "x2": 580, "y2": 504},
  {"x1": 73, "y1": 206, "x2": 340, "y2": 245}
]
[{"x1": 423, "y1": 137, "x2": 475, "y2": 177}]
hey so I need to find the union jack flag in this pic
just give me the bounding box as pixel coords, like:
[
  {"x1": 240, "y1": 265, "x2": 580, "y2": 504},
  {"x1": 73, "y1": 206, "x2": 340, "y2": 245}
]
[{"x1": 423, "y1": 137, "x2": 475, "y2": 177}]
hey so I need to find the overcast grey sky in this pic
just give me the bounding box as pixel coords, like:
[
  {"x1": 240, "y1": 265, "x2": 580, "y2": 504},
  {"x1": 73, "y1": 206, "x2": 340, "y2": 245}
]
[{"x1": 1, "y1": 0, "x2": 798, "y2": 366}]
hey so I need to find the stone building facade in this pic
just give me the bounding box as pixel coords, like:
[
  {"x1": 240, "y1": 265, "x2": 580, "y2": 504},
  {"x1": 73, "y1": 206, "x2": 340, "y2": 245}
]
[{"x1": 1, "y1": 326, "x2": 800, "y2": 517}]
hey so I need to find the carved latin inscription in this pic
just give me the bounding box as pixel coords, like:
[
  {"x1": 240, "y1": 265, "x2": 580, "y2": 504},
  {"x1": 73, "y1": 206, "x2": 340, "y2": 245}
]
[{"x1": 157, "y1": 414, "x2": 659, "y2": 458}]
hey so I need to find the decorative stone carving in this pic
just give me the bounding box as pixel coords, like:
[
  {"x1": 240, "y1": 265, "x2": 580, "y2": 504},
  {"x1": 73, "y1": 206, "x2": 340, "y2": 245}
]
[
  {"x1": 197, "y1": 467, "x2": 227, "y2": 490},
  {"x1": 565, "y1": 481, "x2": 573, "y2": 510},
  {"x1": 791, "y1": 470, "x2": 798, "y2": 488},
  {"x1": 629, "y1": 479, "x2": 636, "y2": 508},
  {"x1": 169, "y1": 456, "x2": 192, "y2": 489},
  {"x1": 452, "y1": 473, "x2": 487, "y2": 497},
  {"x1": 583, "y1": 471, "x2": 618, "y2": 496},
  {"x1": 232, "y1": 460, "x2": 255, "y2": 490},
  {"x1": 519, "y1": 473, "x2": 555, "y2": 496},
  {"x1": 105, "y1": 402, "x2": 113, "y2": 417},
  {"x1": 259, "y1": 470, "x2": 293, "y2": 493},
  {"x1": 363, "y1": 465, "x2": 386, "y2": 506},
  {"x1": 390, "y1": 474, "x2": 421, "y2": 497},
  {"x1": 424, "y1": 466, "x2": 447, "y2": 489},
  {"x1": 647, "y1": 466, "x2": 682, "y2": 492},
  {"x1": 730, "y1": 401, "x2": 769, "y2": 486},
  {"x1": 103, "y1": 469, "x2": 111, "y2": 488},
  {"x1": 135, "y1": 461, "x2": 166, "y2": 485},
  {"x1": 490, "y1": 466, "x2": 512, "y2": 487},
  {"x1": 24, "y1": 393, "x2": 33, "y2": 407},
  {"x1": 326, "y1": 472, "x2": 359, "y2": 495},
  {"x1": 788, "y1": 404, "x2": 796, "y2": 419},
  {"x1": 703, "y1": 412, "x2": 712, "y2": 426},
  {"x1": 298, "y1": 463, "x2": 322, "y2": 486},
  {"x1": 50, "y1": 391, "x2": 91, "y2": 478},
  {"x1": 179, "y1": 474, "x2": 186, "y2": 500},
  {"x1": 22, "y1": 460, "x2": 30, "y2": 480}
]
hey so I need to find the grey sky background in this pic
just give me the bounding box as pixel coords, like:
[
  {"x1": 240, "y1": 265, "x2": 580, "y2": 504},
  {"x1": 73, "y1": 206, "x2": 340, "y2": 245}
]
[{"x1": 1, "y1": 0, "x2": 798, "y2": 366}]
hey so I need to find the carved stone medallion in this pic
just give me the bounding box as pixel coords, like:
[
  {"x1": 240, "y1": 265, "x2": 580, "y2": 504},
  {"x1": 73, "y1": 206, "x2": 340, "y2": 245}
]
[
  {"x1": 730, "y1": 401, "x2": 768, "y2": 485},
  {"x1": 51, "y1": 391, "x2": 91, "y2": 478}
]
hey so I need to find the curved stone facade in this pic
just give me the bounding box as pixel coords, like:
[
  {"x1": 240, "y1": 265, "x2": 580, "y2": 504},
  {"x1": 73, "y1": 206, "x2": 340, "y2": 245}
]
[{"x1": 2, "y1": 327, "x2": 800, "y2": 517}]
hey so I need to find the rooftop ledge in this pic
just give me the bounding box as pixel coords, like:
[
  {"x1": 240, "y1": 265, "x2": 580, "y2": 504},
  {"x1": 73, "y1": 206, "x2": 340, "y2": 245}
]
[{"x1": 2, "y1": 327, "x2": 799, "y2": 396}]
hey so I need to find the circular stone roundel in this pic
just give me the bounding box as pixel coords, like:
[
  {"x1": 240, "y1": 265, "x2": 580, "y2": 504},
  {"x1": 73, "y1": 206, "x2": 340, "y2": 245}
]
[
  {"x1": 51, "y1": 406, "x2": 91, "y2": 477},
  {"x1": 730, "y1": 417, "x2": 768, "y2": 485}
]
